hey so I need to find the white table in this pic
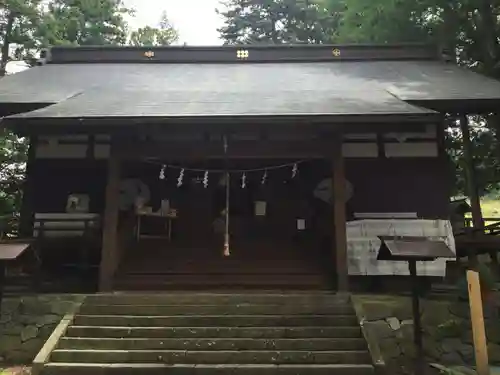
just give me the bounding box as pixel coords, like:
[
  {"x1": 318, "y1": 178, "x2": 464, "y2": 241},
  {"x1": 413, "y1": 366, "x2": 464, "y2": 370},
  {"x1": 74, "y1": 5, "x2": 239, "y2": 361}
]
[{"x1": 136, "y1": 211, "x2": 177, "y2": 241}]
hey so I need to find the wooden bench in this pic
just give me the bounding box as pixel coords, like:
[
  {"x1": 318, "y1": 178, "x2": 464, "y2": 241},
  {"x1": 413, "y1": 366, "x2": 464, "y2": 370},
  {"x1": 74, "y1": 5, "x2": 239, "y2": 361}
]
[
  {"x1": 0, "y1": 240, "x2": 32, "y2": 311},
  {"x1": 33, "y1": 213, "x2": 101, "y2": 272}
]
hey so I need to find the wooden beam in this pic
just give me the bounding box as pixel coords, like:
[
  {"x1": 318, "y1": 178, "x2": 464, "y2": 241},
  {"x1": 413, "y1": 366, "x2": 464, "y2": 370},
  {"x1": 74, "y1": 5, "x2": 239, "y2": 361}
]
[
  {"x1": 333, "y1": 135, "x2": 349, "y2": 291},
  {"x1": 460, "y1": 114, "x2": 484, "y2": 230},
  {"x1": 117, "y1": 139, "x2": 332, "y2": 160},
  {"x1": 99, "y1": 139, "x2": 121, "y2": 291}
]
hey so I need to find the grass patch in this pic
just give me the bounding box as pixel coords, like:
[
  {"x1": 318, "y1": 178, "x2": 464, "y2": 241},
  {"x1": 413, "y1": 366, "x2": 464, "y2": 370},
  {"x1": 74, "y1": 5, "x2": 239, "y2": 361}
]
[{"x1": 480, "y1": 199, "x2": 500, "y2": 217}]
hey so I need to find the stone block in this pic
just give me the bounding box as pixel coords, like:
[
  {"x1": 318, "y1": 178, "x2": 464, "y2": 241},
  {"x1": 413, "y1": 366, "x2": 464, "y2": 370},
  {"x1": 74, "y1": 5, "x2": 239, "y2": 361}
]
[
  {"x1": 488, "y1": 343, "x2": 500, "y2": 363},
  {"x1": 19, "y1": 338, "x2": 45, "y2": 358},
  {"x1": 421, "y1": 301, "x2": 451, "y2": 326},
  {"x1": 21, "y1": 325, "x2": 39, "y2": 343},
  {"x1": 365, "y1": 321, "x2": 395, "y2": 339},
  {"x1": 50, "y1": 300, "x2": 77, "y2": 315},
  {"x1": 458, "y1": 344, "x2": 474, "y2": 363},
  {"x1": 386, "y1": 317, "x2": 401, "y2": 331},
  {"x1": 379, "y1": 337, "x2": 402, "y2": 359},
  {"x1": 441, "y1": 338, "x2": 463, "y2": 354},
  {"x1": 396, "y1": 320, "x2": 414, "y2": 340},
  {"x1": 0, "y1": 313, "x2": 13, "y2": 325},
  {"x1": 38, "y1": 325, "x2": 57, "y2": 340},
  {"x1": 393, "y1": 302, "x2": 415, "y2": 321},
  {"x1": 36, "y1": 314, "x2": 62, "y2": 328},
  {"x1": 461, "y1": 329, "x2": 473, "y2": 344},
  {"x1": 0, "y1": 335, "x2": 22, "y2": 352},
  {"x1": 423, "y1": 336, "x2": 442, "y2": 360},
  {"x1": 361, "y1": 302, "x2": 394, "y2": 321},
  {"x1": 449, "y1": 302, "x2": 470, "y2": 320},
  {"x1": 5, "y1": 349, "x2": 33, "y2": 364},
  {"x1": 19, "y1": 298, "x2": 52, "y2": 315},
  {"x1": 434, "y1": 318, "x2": 465, "y2": 339},
  {"x1": 486, "y1": 322, "x2": 500, "y2": 344},
  {"x1": 1, "y1": 299, "x2": 22, "y2": 315},
  {"x1": 441, "y1": 351, "x2": 464, "y2": 365},
  {"x1": 18, "y1": 314, "x2": 41, "y2": 325},
  {"x1": 2, "y1": 324, "x2": 23, "y2": 336}
]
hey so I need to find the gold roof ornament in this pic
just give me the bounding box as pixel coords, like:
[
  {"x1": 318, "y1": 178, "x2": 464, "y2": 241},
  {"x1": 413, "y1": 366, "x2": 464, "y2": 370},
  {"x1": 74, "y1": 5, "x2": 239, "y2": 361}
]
[
  {"x1": 144, "y1": 50, "x2": 155, "y2": 59},
  {"x1": 236, "y1": 49, "x2": 249, "y2": 59},
  {"x1": 332, "y1": 48, "x2": 341, "y2": 57}
]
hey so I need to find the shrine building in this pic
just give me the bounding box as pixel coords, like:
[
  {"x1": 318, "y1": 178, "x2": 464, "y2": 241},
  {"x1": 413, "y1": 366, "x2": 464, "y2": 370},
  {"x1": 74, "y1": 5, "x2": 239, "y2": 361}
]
[{"x1": 1, "y1": 44, "x2": 500, "y2": 291}]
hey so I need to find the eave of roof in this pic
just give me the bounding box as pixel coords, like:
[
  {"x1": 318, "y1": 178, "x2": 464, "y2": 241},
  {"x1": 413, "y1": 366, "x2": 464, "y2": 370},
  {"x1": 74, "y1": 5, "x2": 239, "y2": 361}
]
[{"x1": 0, "y1": 44, "x2": 498, "y2": 129}]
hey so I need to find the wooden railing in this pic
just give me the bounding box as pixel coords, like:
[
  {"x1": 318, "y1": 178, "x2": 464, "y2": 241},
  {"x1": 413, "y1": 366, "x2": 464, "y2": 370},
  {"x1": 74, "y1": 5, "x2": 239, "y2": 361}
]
[
  {"x1": 0, "y1": 214, "x2": 19, "y2": 239},
  {"x1": 457, "y1": 218, "x2": 500, "y2": 236}
]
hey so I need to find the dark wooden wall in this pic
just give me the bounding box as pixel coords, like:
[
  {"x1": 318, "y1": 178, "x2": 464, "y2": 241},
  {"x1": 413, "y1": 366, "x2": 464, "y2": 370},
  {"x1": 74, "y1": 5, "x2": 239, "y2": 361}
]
[
  {"x1": 346, "y1": 158, "x2": 452, "y2": 219},
  {"x1": 31, "y1": 159, "x2": 108, "y2": 213},
  {"x1": 27, "y1": 157, "x2": 451, "y2": 221}
]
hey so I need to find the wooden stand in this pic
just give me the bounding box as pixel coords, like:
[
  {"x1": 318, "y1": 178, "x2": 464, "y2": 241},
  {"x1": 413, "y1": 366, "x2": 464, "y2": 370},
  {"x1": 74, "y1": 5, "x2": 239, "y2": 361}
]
[
  {"x1": 136, "y1": 212, "x2": 176, "y2": 241},
  {"x1": 409, "y1": 260, "x2": 424, "y2": 374},
  {"x1": 0, "y1": 242, "x2": 31, "y2": 314},
  {"x1": 467, "y1": 269, "x2": 490, "y2": 375}
]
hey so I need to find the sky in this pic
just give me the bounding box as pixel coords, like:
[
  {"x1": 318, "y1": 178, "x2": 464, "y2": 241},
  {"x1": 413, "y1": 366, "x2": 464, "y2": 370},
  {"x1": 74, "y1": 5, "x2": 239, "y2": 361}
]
[
  {"x1": 7, "y1": 0, "x2": 224, "y2": 74},
  {"x1": 124, "y1": 0, "x2": 224, "y2": 46}
]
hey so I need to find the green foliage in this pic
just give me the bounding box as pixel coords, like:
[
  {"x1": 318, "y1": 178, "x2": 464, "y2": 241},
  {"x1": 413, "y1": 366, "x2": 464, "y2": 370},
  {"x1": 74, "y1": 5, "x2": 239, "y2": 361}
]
[
  {"x1": 129, "y1": 12, "x2": 179, "y2": 46},
  {"x1": 0, "y1": 129, "x2": 27, "y2": 217},
  {"x1": 0, "y1": 0, "x2": 136, "y2": 218},
  {"x1": 446, "y1": 117, "x2": 500, "y2": 197},
  {"x1": 38, "y1": 0, "x2": 132, "y2": 46},
  {"x1": 217, "y1": 0, "x2": 339, "y2": 44},
  {"x1": 0, "y1": 0, "x2": 43, "y2": 73}
]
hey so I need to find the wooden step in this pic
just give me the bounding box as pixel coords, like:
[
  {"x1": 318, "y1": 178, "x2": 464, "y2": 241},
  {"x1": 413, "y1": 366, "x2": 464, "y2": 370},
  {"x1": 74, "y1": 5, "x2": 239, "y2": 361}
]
[
  {"x1": 41, "y1": 363, "x2": 375, "y2": 375},
  {"x1": 65, "y1": 326, "x2": 363, "y2": 339},
  {"x1": 84, "y1": 293, "x2": 348, "y2": 306},
  {"x1": 113, "y1": 282, "x2": 329, "y2": 291},
  {"x1": 115, "y1": 273, "x2": 326, "y2": 290},
  {"x1": 72, "y1": 315, "x2": 358, "y2": 327},
  {"x1": 57, "y1": 338, "x2": 368, "y2": 351},
  {"x1": 50, "y1": 349, "x2": 372, "y2": 364},
  {"x1": 78, "y1": 304, "x2": 354, "y2": 316}
]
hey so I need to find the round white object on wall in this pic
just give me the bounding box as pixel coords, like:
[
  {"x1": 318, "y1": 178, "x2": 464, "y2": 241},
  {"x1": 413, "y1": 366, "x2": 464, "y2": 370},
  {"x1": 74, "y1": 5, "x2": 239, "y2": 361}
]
[
  {"x1": 314, "y1": 178, "x2": 353, "y2": 204},
  {"x1": 119, "y1": 179, "x2": 151, "y2": 210}
]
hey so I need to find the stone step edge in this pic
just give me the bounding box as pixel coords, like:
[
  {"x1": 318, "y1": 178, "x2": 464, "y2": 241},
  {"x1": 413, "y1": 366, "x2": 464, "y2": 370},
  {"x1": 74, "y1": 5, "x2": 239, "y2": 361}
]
[
  {"x1": 60, "y1": 337, "x2": 366, "y2": 342},
  {"x1": 87, "y1": 293, "x2": 344, "y2": 296},
  {"x1": 44, "y1": 363, "x2": 374, "y2": 369},
  {"x1": 80, "y1": 304, "x2": 353, "y2": 308},
  {"x1": 67, "y1": 325, "x2": 361, "y2": 330},
  {"x1": 52, "y1": 349, "x2": 370, "y2": 354},
  {"x1": 74, "y1": 314, "x2": 357, "y2": 319}
]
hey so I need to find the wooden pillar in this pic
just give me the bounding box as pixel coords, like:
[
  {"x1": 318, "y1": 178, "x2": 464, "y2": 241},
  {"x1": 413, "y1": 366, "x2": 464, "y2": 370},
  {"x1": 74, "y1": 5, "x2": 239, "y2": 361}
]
[
  {"x1": 460, "y1": 114, "x2": 484, "y2": 230},
  {"x1": 19, "y1": 135, "x2": 38, "y2": 238},
  {"x1": 333, "y1": 135, "x2": 349, "y2": 291},
  {"x1": 99, "y1": 139, "x2": 121, "y2": 291}
]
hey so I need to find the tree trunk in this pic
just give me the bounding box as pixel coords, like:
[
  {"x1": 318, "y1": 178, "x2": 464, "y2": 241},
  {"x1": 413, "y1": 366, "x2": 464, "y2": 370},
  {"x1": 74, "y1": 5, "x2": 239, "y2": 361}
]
[
  {"x1": 477, "y1": 0, "x2": 499, "y2": 77},
  {"x1": 0, "y1": 12, "x2": 15, "y2": 77}
]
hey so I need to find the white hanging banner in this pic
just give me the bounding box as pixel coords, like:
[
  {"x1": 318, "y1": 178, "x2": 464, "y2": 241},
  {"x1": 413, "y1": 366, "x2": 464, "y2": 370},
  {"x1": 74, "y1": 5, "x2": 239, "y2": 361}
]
[
  {"x1": 255, "y1": 201, "x2": 267, "y2": 216},
  {"x1": 297, "y1": 219, "x2": 306, "y2": 230},
  {"x1": 346, "y1": 219, "x2": 456, "y2": 277}
]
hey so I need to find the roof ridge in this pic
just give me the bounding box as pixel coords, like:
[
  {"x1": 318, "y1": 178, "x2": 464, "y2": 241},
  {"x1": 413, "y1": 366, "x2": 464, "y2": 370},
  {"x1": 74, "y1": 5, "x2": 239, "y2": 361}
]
[{"x1": 44, "y1": 43, "x2": 441, "y2": 65}]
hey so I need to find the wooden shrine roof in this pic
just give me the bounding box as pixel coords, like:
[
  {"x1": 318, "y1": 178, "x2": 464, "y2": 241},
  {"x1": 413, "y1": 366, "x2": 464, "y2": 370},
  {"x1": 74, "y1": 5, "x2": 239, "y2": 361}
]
[{"x1": 1, "y1": 44, "x2": 500, "y2": 129}]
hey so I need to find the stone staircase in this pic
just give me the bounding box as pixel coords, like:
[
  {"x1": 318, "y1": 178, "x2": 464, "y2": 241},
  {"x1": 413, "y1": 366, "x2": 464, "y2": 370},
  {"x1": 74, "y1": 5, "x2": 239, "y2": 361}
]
[{"x1": 35, "y1": 293, "x2": 376, "y2": 375}]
